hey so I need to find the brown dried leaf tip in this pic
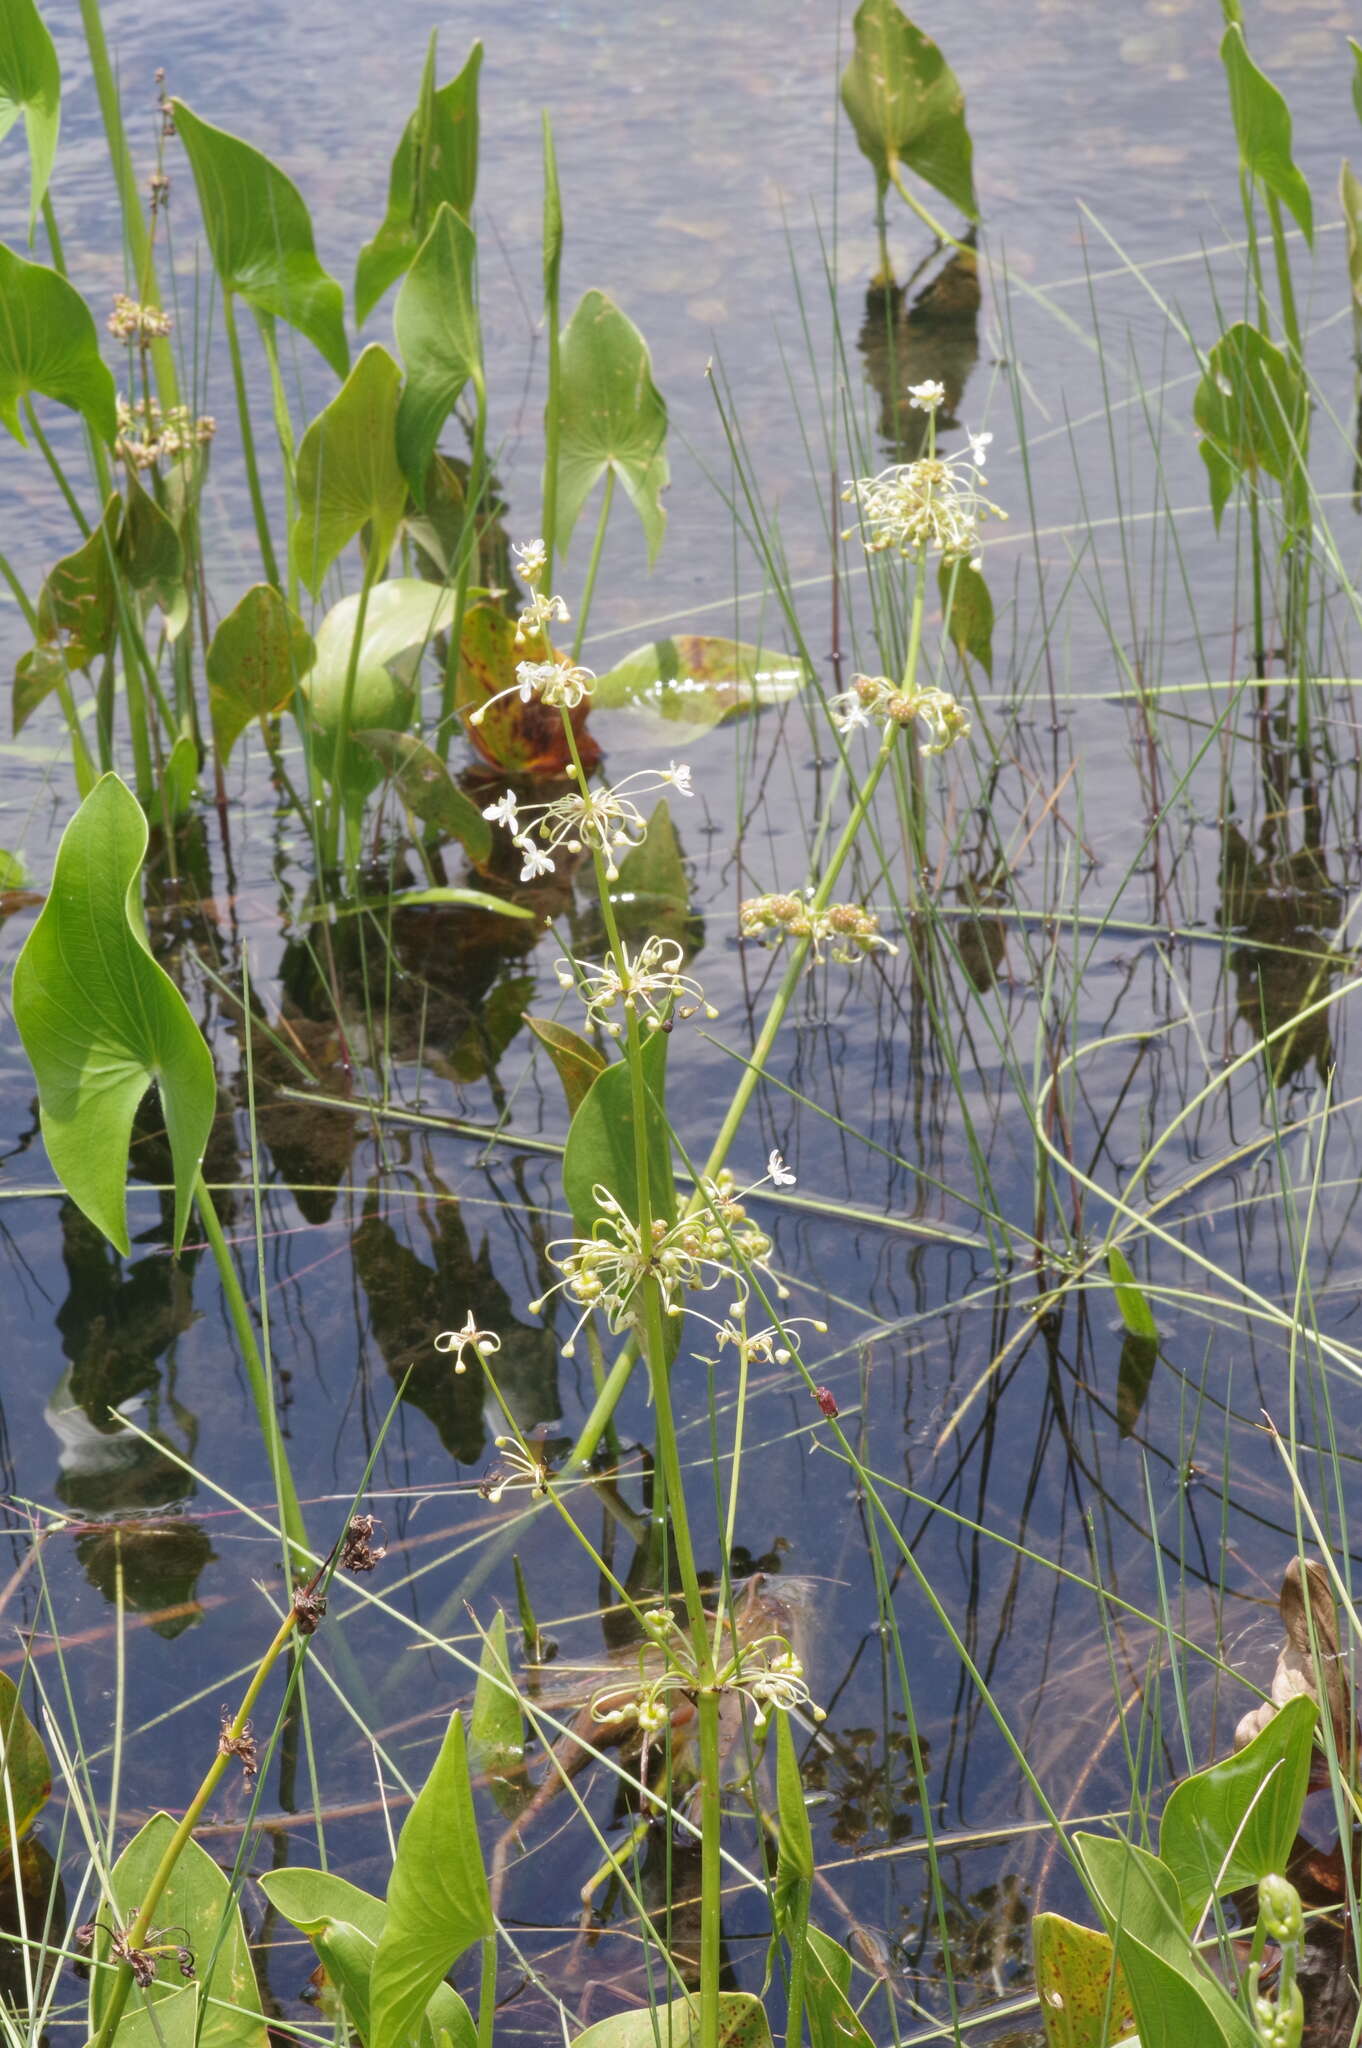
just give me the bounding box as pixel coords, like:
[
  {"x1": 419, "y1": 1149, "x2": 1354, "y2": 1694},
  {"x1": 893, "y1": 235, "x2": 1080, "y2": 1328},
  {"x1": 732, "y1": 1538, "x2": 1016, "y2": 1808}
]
[
  {"x1": 340, "y1": 1513, "x2": 386, "y2": 1574},
  {"x1": 291, "y1": 1582, "x2": 327, "y2": 1636},
  {"x1": 218, "y1": 1706, "x2": 259, "y2": 1781}
]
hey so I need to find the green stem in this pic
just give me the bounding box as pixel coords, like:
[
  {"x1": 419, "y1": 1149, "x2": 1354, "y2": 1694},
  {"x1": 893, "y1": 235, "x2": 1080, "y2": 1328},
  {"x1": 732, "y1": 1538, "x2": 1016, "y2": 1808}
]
[
  {"x1": 886, "y1": 163, "x2": 968, "y2": 253},
  {"x1": 324, "y1": 544, "x2": 382, "y2": 866},
  {"x1": 874, "y1": 186, "x2": 892, "y2": 287},
  {"x1": 571, "y1": 469, "x2": 613, "y2": 662},
  {"x1": 439, "y1": 377, "x2": 487, "y2": 759},
  {"x1": 475, "y1": 1932, "x2": 497, "y2": 2048},
  {"x1": 256, "y1": 316, "x2": 299, "y2": 613},
  {"x1": 25, "y1": 396, "x2": 90, "y2": 536},
  {"x1": 1266, "y1": 192, "x2": 1302, "y2": 363},
  {"x1": 541, "y1": 113, "x2": 562, "y2": 591},
  {"x1": 696, "y1": 1691, "x2": 723, "y2": 2048},
  {"x1": 192, "y1": 1171, "x2": 309, "y2": 1570},
  {"x1": 88, "y1": 1603, "x2": 300, "y2": 2048},
  {"x1": 222, "y1": 291, "x2": 279, "y2": 589}
]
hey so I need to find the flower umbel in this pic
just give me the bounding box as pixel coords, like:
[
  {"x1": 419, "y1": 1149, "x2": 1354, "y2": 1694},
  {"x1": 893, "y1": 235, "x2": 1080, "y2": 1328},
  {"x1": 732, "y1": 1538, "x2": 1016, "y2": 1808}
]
[
  {"x1": 108, "y1": 294, "x2": 172, "y2": 347},
  {"x1": 468, "y1": 654, "x2": 595, "y2": 728},
  {"x1": 841, "y1": 434, "x2": 1004, "y2": 566},
  {"x1": 482, "y1": 762, "x2": 693, "y2": 882},
  {"x1": 479, "y1": 1435, "x2": 551, "y2": 1503},
  {"x1": 739, "y1": 890, "x2": 898, "y2": 963},
  {"x1": 115, "y1": 395, "x2": 215, "y2": 471},
  {"x1": 557, "y1": 933, "x2": 716, "y2": 1035},
  {"x1": 828, "y1": 674, "x2": 970, "y2": 755}
]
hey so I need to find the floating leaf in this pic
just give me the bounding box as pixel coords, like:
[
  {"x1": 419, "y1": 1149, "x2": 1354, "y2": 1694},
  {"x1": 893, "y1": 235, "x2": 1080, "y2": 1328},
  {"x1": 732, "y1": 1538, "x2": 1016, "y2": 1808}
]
[
  {"x1": 1193, "y1": 320, "x2": 1307, "y2": 530},
  {"x1": 1032, "y1": 1913, "x2": 1134, "y2": 2048},
  {"x1": 526, "y1": 1015, "x2": 605, "y2": 1120},
  {"x1": 1220, "y1": 26, "x2": 1312, "y2": 244},
  {"x1": 370, "y1": 1712, "x2": 492, "y2": 2048},
  {"x1": 0, "y1": 243, "x2": 115, "y2": 444},
  {"x1": 840, "y1": 0, "x2": 978, "y2": 223},
  {"x1": 1107, "y1": 1246, "x2": 1158, "y2": 1341},
  {"x1": 293, "y1": 346, "x2": 407, "y2": 596},
  {"x1": 1159, "y1": 1694, "x2": 1315, "y2": 1927},
  {"x1": 207, "y1": 583, "x2": 314, "y2": 762},
  {"x1": 455, "y1": 599, "x2": 598, "y2": 777},
  {"x1": 171, "y1": 100, "x2": 348, "y2": 376},
  {"x1": 573, "y1": 1995, "x2": 773, "y2": 2048},
  {"x1": 592, "y1": 636, "x2": 804, "y2": 733},
  {"x1": 553, "y1": 289, "x2": 668, "y2": 564},
  {"x1": 0, "y1": 0, "x2": 60, "y2": 237},
  {"x1": 938, "y1": 557, "x2": 993, "y2": 677},
  {"x1": 470, "y1": 1609, "x2": 526, "y2": 1796},
  {"x1": 305, "y1": 577, "x2": 456, "y2": 736},
  {"x1": 354, "y1": 40, "x2": 481, "y2": 327},
  {"x1": 11, "y1": 773, "x2": 216, "y2": 1254},
  {"x1": 562, "y1": 1029, "x2": 674, "y2": 1241},
  {"x1": 354, "y1": 729, "x2": 490, "y2": 860},
  {"x1": 394, "y1": 202, "x2": 482, "y2": 502},
  {"x1": 0, "y1": 1671, "x2": 50, "y2": 1855},
  {"x1": 91, "y1": 1814, "x2": 267, "y2": 2048}
]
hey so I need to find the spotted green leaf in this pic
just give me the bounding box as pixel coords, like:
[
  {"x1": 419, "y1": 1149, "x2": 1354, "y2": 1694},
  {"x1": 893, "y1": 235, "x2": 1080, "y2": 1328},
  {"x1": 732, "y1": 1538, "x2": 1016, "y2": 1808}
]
[
  {"x1": 207, "y1": 583, "x2": 314, "y2": 763},
  {"x1": 840, "y1": 0, "x2": 978, "y2": 222},
  {"x1": 394, "y1": 203, "x2": 482, "y2": 502},
  {"x1": 573, "y1": 1995, "x2": 773, "y2": 2048},
  {"x1": 293, "y1": 345, "x2": 406, "y2": 595},
  {"x1": 0, "y1": 244, "x2": 115, "y2": 444},
  {"x1": 1032, "y1": 1913, "x2": 1134, "y2": 2048},
  {"x1": 171, "y1": 100, "x2": 348, "y2": 376},
  {"x1": 355, "y1": 38, "x2": 481, "y2": 327},
  {"x1": 553, "y1": 289, "x2": 668, "y2": 565},
  {"x1": 0, "y1": 0, "x2": 60, "y2": 238},
  {"x1": 11, "y1": 773, "x2": 216, "y2": 1254}
]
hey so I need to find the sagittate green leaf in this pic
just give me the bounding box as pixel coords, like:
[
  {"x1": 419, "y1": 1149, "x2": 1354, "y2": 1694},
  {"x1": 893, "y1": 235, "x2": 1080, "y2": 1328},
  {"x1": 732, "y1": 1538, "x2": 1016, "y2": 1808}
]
[
  {"x1": 553, "y1": 289, "x2": 669, "y2": 564},
  {"x1": 1193, "y1": 320, "x2": 1307, "y2": 531},
  {"x1": 369, "y1": 1711, "x2": 492, "y2": 2048},
  {"x1": 0, "y1": 243, "x2": 115, "y2": 443},
  {"x1": 840, "y1": 0, "x2": 978, "y2": 222},
  {"x1": 355, "y1": 39, "x2": 482, "y2": 327},
  {"x1": 91, "y1": 1814, "x2": 267, "y2": 2048},
  {"x1": 395, "y1": 203, "x2": 482, "y2": 503},
  {"x1": 171, "y1": 99, "x2": 348, "y2": 376},
  {"x1": 573, "y1": 1995, "x2": 774, "y2": 2048},
  {"x1": 0, "y1": 1670, "x2": 50, "y2": 1852},
  {"x1": 562, "y1": 1029, "x2": 674, "y2": 1241},
  {"x1": 293, "y1": 345, "x2": 407, "y2": 596},
  {"x1": 1031, "y1": 1913, "x2": 1134, "y2": 2048},
  {"x1": 0, "y1": 0, "x2": 60, "y2": 238},
  {"x1": 1159, "y1": 1694, "x2": 1315, "y2": 1928},
  {"x1": 35, "y1": 496, "x2": 120, "y2": 669},
  {"x1": 526, "y1": 1016, "x2": 606, "y2": 1120},
  {"x1": 1220, "y1": 25, "x2": 1312, "y2": 244},
  {"x1": 207, "y1": 583, "x2": 315, "y2": 762},
  {"x1": 11, "y1": 773, "x2": 217, "y2": 1254}
]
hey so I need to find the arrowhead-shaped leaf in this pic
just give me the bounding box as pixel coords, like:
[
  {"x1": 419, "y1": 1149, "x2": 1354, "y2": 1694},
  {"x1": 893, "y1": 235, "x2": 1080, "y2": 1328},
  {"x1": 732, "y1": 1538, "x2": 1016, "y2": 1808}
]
[
  {"x1": 11, "y1": 773, "x2": 216, "y2": 1254},
  {"x1": 0, "y1": 243, "x2": 115, "y2": 443},
  {"x1": 293, "y1": 345, "x2": 406, "y2": 595},
  {"x1": 553, "y1": 289, "x2": 668, "y2": 564},
  {"x1": 1220, "y1": 26, "x2": 1312, "y2": 244},
  {"x1": 840, "y1": 0, "x2": 978, "y2": 221},
  {"x1": 1193, "y1": 320, "x2": 1307, "y2": 531},
  {"x1": 35, "y1": 496, "x2": 120, "y2": 669},
  {"x1": 172, "y1": 99, "x2": 349, "y2": 376},
  {"x1": 1159, "y1": 1694, "x2": 1315, "y2": 1927},
  {"x1": 207, "y1": 583, "x2": 314, "y2": 762},
  {"x1": 394, "y1": 203, "x2": 482, "y2": 502},
  {"x1": 562, "y1": 1029, "x2": 674, "y2": 1242},
  {"x1": 0, "y1": 0, "x2": 60, "y2": 238},
  {"x1": 354, "y1": 39, "x2": 482, "y2": 327}
]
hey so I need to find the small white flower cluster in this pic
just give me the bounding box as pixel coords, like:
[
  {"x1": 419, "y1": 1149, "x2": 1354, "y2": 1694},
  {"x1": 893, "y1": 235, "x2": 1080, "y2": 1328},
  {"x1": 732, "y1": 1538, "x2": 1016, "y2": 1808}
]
[
  {"x1": 841, "y1": 429, "x2": 1003, "y2": 568},
  {"x1": 591, "y1": 1600, "x2": 826, "y2": 1739},
  {"x1": 468, "y1": 654, "x2": 595, "y2": 730},
  {"x1": 484, "y1": 761, "x2": 693, "y2": 883},
  {"x1": 478, "y1": 1435, "x2": 550, "y2": 1502},
  {"x1": 529, "y1": 1159, "x2": 792, "y2": 1358},
  {"x1": 828, "y1": 672, "x2": 971, "y2": 755},
  {"x1": 115, "y1": 395, "x2": 215, "y2": 470},
  {"x1": 739, "y1": 890, "x2": 898, "y2": 964},
  {"x1": 556, "y1": 933, "x2": 717, "y2": 1035},
  {"x1": 108, "y1": 294, "x2": 172, "y2": 347},
  {"x1": 511, "y1": 533, "x2": 571, "y2": 645}
]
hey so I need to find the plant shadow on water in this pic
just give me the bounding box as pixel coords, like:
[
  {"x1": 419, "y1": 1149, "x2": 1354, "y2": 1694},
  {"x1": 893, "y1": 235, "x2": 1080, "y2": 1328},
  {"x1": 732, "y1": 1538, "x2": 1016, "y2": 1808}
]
[{"x1": 1, "y1": 2, "x2": 1362, "y2": 2046}]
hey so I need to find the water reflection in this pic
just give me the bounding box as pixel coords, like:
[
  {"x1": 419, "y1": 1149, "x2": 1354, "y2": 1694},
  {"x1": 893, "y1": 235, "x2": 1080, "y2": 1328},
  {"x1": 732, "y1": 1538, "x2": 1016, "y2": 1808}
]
[
  {"x1": 1218, "y1": 773, "x2": 1340, "y2": 1087},
  {"x1": 858, "y1": 237, "x2": 980, "y2": 462}
]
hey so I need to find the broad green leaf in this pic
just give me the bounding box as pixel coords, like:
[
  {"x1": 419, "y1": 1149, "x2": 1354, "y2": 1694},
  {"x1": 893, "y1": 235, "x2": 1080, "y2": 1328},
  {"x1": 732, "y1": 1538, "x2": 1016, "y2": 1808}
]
[
  {"x1": 171, "y1": 100, "x2": 348, "y2": 376},
  {"x1": 119, "y1": 472, "x2": 187, "y2": 632},
  {"x1": 470, "y1": 1608, "x2": 525, "y2": 1788},
  {"x1": 354, "y1": 729, "x2": 490, "y2": 860},
  {"x1": 369, "y1": 1711, "x2": 492, "y2": 2048},
  {"x1": 0, "y1": 0, "x2": 60, "y2": 237},
  {"x1": 455, "y1": 600, "x2": 592, "y2": 777},
  {"x1": 1107, "y1": 1246, "x2": 1158, "y2": 1341},
  {"x1": 91, "y1": 1813, "x2": 267, "y2": 2048},
  {"x1": 207, "y1": 583, "x2": 314, "y2": 762},
  {"x1": 1159, "y1": 1694, "x2": 1315, "y2": 1927},
  {"x1": 1193, "y1": 321, "x2": 1307, "y2": 530},
  {"x1": 573, "y1": 1994, "x2": 773, "y2": 2048},
  {"x1": 592, "y1": 636, "x2": 804, "y2": 732},
  {"x1": 36, "y1": 497, "x2": 119, "y2": 668},
  {"x1": 257, "y1": 1871, "x2": 474, "y2": 2048},
  {"x1": 804, "y1": 1928, "x2": 875, "y2": 2048},
  {"x1": 553, "y1": 289, "x2": 668, "y2": 564},
  {"x1": 113, "y1": 1982, "x2": 200, "y2": 2048},
  {"x1": 394, "y1": 203, "x2": 483, "y2": 502},
  {"x1": 11, "y1": 773, "x2": 216, "y2": 1254},
  {"x1": 562, "y1": 1029, "x2": 674, "y2": 1241},
  {"x1": 306, "y1": 577, "x2": 456, "y2": 734},
  {"x1": 611, "y1": 799, "x2": 699, "y2": 953},
  {"x1": 0, "y1": 1670, "x2": 50, "y2": 1849},
  {"x1": 1220, "y1": 26, "x2": 1312, "y2": 244},
  {"x1": 354, "y1": 40, "x2": 481, "y2": 328},
  {"x1": 13, "y1": 641, "x2": 66, "y2": 733},
  {"x1": 1077, "y1": 1834, "x2": 1257, "y2": 2048},
  {"x1": 293, "y1": 346, "x2": 406, "y2": 596},
  {"x1": 840, "y1": 0, "x2": 978, "y2": 222},
  {"x1": 938, "y1": 558, "x2": 993, "y2": 677},
  {"x1": 1342, "y1": 162, "x2": 1362, "y2": 316},
  {"x1": 1032, "y1": 1913, "x2": 1134, "y2": 2048},
  {"x1": 160, "y1": 730, "x2": 199, "y2": 824},
  {"x1": 0, "y1": 244, "x2": 115, "y2": 443},
  {"x1": 526, "y1": 1015, "x2": 606, "y2": 1119}
]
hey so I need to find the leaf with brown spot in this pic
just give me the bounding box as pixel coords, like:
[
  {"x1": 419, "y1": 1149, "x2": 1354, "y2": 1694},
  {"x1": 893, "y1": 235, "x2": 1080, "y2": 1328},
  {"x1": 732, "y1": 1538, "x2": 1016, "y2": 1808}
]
[
  {"x1": 454, "y1": 599, "x2": 598, "y2": 777},
  {"x1": 1032, "y1": 1913, "x2": 1135, "y2": 2048}
]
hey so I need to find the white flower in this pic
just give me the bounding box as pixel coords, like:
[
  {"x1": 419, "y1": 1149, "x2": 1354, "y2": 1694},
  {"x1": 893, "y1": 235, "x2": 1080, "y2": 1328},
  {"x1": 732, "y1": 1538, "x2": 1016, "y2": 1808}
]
[
  {"x1": 482, "y1": 791, "x2": 520, "y2": 831},
  {"x1": 664, "y1": 762, "x2": 694, "y2": 796},
  {"x1": 517, "y1": 840, "x2": 556, "y2": 882},
  {"x1": 767, "y1": 1150, "x2": 796, "y2": 1188},
  {"x1": 516, "y1": 589, "x2": 570, "y2": 642},
  {"x1": 908, "y1": 380, "x2": 946, "y2": 411},
  {"x1": 468, "y1": 654, "x2": 596, "y2": 727},
  {"x1": 967, "y1": 429, "x2": 993, "y2": 467},
  {"x1": 512, "y1": 536, "x2": 547, "y2": 584},
  {"x1": 832, "y1": 694, "x2": 870, "y2": 733},
  {"x1": 828, "y1": 674, "x2": 970, "y2": 756},
  {"x1": 557, "y1": 933, "x2": 717, "y2": 1036},
  {"x1": 841, "y1": 442, "x2": 1006, "y2": 566},
  {"x1": 434, "y1": 1311, "x2": 502, "y2": 1374}
]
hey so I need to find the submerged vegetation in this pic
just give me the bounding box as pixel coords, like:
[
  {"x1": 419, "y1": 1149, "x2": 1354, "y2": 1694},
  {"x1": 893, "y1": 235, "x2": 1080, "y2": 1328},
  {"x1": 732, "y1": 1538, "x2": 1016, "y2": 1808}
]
[{"x1": 1, "y1": 0, "x2": 1362, "y2": 2045}]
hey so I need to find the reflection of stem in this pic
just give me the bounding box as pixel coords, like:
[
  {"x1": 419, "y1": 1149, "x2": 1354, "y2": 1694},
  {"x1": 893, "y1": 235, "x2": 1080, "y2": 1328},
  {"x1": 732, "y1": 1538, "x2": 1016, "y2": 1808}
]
[{"x1": 223, "y1": 291, "x2": 279, "y2": 589}]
